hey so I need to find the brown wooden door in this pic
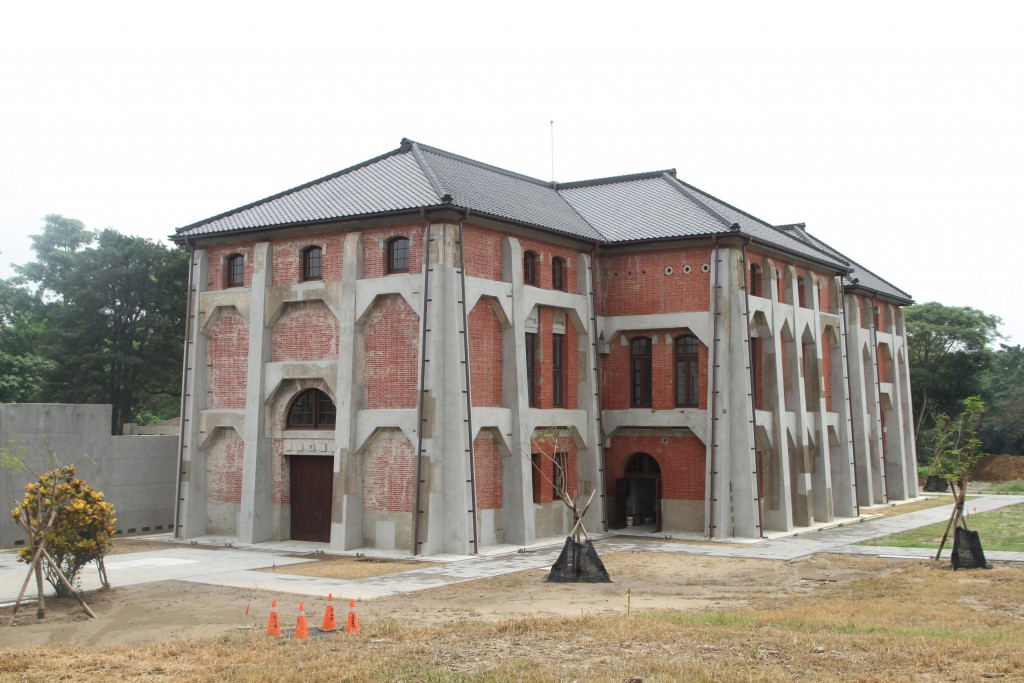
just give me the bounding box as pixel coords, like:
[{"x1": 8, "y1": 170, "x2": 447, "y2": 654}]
[
  {"x1": 614, "y1": 478, "x2": 628, "y2": 529},
  {"x1": 289, "y1": 456, "x2": 333, "y2": 542},
  {"x1": 654, "y1": 478, "x2": 663, "y2": 533}
]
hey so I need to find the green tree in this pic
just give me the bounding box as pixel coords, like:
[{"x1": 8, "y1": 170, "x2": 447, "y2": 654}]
[
  {"x1": 0, "y1": 277, "x2": 53, "y2": 402},
  {"x1": 982, "y1": 344, "x2": 1024, "y2": 454},
  {"x1": 905, "y1": 302, "x2": 1001, "y2": 445},
  {"x1": 14, "y1": 215, "x2": 189, "y2": 433}
]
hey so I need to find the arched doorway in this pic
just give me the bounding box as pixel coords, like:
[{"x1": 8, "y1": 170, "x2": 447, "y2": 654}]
[{"x1": 614, "y1": 453, "x2": 662, "y2": 532}]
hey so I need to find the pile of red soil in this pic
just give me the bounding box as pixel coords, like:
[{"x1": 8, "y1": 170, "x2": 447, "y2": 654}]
[{"x1": 972, "y1": 454, "x2": 1024, "y2": 481}]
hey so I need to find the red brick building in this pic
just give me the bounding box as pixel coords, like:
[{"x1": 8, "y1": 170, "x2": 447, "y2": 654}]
[{"x1": 172, "y1": 139, "x2": 916, "y2": 554}]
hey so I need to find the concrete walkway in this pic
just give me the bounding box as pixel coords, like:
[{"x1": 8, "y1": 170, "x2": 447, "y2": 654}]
[{"x1": 2, "y1": 494, "x2": 1021, "y2": 605}]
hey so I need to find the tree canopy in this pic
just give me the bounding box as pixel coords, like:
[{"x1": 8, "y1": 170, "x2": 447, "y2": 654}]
[{"x1": 1, "y1": 214, "x2": 188, "y2": 433}]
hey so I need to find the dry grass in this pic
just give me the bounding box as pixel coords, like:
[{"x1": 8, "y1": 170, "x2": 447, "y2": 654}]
[
  {"x1": 5, "y1": 558, "x2": 1023, "y2": 681},
  {"x1": 256, "y1": 555, "x2": 432, "y2": 580},
  {"x1": 862, "y1": 496, "x2": 955, "y2": 517},
  {"x1": 107, "y1": 539, "x2": 178, "y2": 555}
]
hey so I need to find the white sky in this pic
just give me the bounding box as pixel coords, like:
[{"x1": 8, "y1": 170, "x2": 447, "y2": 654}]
[{"x1": 2, "y1": 2, "x2": 1022, "y2": 342}]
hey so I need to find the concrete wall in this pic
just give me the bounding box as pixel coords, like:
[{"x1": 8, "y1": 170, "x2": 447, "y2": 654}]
[{"x1": 0, "y1": 403, "x2": 178, "y2": 549}]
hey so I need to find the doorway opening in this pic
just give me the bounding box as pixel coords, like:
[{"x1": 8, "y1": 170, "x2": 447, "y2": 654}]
[
  {"x1": 614, "y1": 453, "x2": 662, "y2": 532},
  {"x1": 289, "y1": 455, "x2": 333, "y2": 542}
]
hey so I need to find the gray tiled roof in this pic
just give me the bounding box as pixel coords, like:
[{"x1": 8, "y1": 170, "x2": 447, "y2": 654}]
[
  {"x1": 173, "y1": 139, "x2": 904, "y2": 299},
  {"x1": 777, "y1": 224, "x2": 912, "y2": 303}
]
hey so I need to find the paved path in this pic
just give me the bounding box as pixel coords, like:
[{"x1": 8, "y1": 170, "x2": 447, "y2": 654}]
[{"x1": 2, "y1": 494, "x2": 1021, "y2": 605}]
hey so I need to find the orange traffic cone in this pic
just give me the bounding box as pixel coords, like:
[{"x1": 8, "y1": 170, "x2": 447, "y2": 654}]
[
  {"x1": 295, "y1": 601, "x2": 309, "y2": 641},
  {"x1": 321, "y1": 593, "x2": 337, "y2": 632},
  {"x1": 345, "y1": 598, "x2": 360, "y2": 634},
  {"x1": 266, "y1": 599, "x2": 281, "y2": 637}
]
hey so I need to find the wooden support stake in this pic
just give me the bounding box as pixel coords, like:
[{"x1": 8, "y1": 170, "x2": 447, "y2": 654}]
[{"x1": 40, "y1": 547, "x2": 96, "y2": 619}]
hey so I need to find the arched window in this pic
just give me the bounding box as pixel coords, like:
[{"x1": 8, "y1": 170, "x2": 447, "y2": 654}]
[
  {"x1": 286, "y1": 389, "x2": 336, "y2": 430},
  {"x1": 630, "y1": 337, "x2": 652, "y2": 407},
  {"x1": 552, "y1": 256, "x2": 566, "y2": 291},
  {"x1": 749, "y1": 263, "x2": 762, "y2": 297},
  {"x1": 625, "y1": 452, "x2": 661, "y2": 476},
  {"x1": 523, "y1": 250, "x2": 539, "y2": 286},
  {"x1": 302, "y1": 246, "x2": 322, "y2": 281},
  {"x1": 225, "y1": 254, "x2": 244, "y2": 288},
  {"x1": 387, "y1": 236, "x2": 409, "y2": 274},
  {"x1": 675, "y1": 334, "x2": 700, "y2": 407}
]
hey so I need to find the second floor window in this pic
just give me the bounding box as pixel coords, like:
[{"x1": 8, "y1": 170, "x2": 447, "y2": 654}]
[
  {"x1": 523, "y1": 250, "x2": 539, "y2": 286},
  {"x1": 675, "y1": 334, "x2": 699, "y2": 407},
  {"x1": 525, "y1": 332, "x2": 538, "y2": 407},
  {"x1": 749, "y1": 263, "x2": 761, "y2": 297},
  {"x1": 552, "y1": 333, "x2": 564, "y2": 407},
  {"x1": 302, "y1": 246, "x2": 322, "y2": 281},
  {"x1": 631, "y1": 337, "x2": 652, "y2": 408},
  {"x1": 387, "y1": 236, "x2": 409, "y2": 274},
  {"x1": 552, "y1": 257, "x2": 566, "y2": 291},
  {"x1": 226, "y1": 254, "x2": 244, "y2": 288}
]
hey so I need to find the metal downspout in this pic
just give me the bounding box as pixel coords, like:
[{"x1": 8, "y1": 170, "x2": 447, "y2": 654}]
[
  {"x1": 838, "y1": 277, "x2": 860, "y2": 516},
  {"x1": 707, "y1": 237, "x2": 722, "y2": 538},
  {"x1": 871, "y1": 294, "x2": 890, "y2": 502},
  {"x1": 412, "y1": 218, "x2": 432, "y2": 555},
  {"x1": 740, "y1": 241, "x2": 765, "y2": 538},
  {"x1": 456, "y1": 217, "x2": 479, "y2": 554},
  {"x1": 173, "y1": 240, "x2": 196, "y2": 539},
  {"x1": 588, "y1": 246, "x2": 609, "y2": 531}
]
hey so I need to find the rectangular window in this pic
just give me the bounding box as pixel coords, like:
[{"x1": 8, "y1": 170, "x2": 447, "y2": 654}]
[
  {"x1": 525, "y1": 333, "x2": 537, "y2": 407},
  {"x1": 553, "y1": 452, "x2": 567, "y2": 500},
  {"x1": 552, "y1": 333, "x2": 564, "y2": 407},
  {"x1": 531, "y1": 453, "x2": 541, "y2": 504},
  {"x1": 631, "y1": 337, "x2": 652, "y2": 407}
]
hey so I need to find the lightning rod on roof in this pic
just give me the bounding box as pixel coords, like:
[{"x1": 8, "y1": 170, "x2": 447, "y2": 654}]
[{"x1": 550, "y1": 120, "x2": 555, "y2": 183}]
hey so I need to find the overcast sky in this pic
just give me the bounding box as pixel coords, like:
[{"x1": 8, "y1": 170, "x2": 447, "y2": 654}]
[{"x1": 2, "y1": 2, "x2": 1022, "y2": 342}]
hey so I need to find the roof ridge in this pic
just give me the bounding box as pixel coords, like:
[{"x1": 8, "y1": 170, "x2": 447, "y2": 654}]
[
  {"x1": 407, "y1": 140, "x2": 448, "y2": 202},
  {"x1": 174, "y1": 144, "x2": 410, "y2": 234},
  {"x1": 558, "y1": 169, "x2": 677, "y2": 189},
  {"x1": 790, "y1": 227, "x2": 912, "y2": 302},
  {"x1": 661, "y1": 174, "x2": 734, "y2": 230},
  {"x1": 409, "y1": 139, "x2": 555, "y2": 188}
]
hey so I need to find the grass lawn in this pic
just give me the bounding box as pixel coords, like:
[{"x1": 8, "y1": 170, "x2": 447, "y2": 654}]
[
  {"x1": 862, "y1": 503, "x2": 1024, "y2": 551},
  {"x1": 988, "y1": 480, "x2": 1024, "y2": 494}
]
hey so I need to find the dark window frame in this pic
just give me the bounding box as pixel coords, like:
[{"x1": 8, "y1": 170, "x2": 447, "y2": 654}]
[
  {"x1": 552, "y1": 332, "x2": 564, "y2": 407},
  {"x1": 552, "y1": 256, "x2": 566, "y2": 291},
  {"x1": 674, "y1": 334, "x2": 700, "y2": 408},
  {"x1": 286, "y1": 388, "x2": 336, "y2": 430},
  {"x1": 749, "y1": 263, "x2": 761, "y2": 297},
  {"x1": 302, "y1": 246, "x2": 323, "y2": 282},
  {"x1": 226, "y1": 253, "x2": 244, "y2": 288},
  {"x1": 387, "y1": 236, "x2": 410, "y2": 274},
  {"x1": 523, "y1": 250, "x2": 539, "y2": 286},
  {"x1": 630, "y1": 336, "x2": 653, "y2": 408},
  {"x1": 525, "y1": 332, "x2": 538, "y2": 407},
  {"x1": 552, "y1": 452, "x2": 567, "y2": 500},
  {"x1": 797, "y1": 276, "x2": 807, "y2": 308}
]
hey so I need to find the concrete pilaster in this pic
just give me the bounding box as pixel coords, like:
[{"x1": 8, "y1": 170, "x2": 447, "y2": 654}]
[
  {"x1": 180, "y1": 249, "x2": 209, "y2": 538},
  {"x1": 333, "y1": 232, "x2": 363, "y2": 549},
  {"x1": 238, "y1": 242, "x2": 274, "y2": 543}
]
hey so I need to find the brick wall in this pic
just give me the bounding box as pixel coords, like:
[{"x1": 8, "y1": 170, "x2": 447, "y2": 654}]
[
  {"x1": 752, "y1": 337, "x2": 765, "y2": 409},
  {"x1": 600, "y1": 331, "x2": 708, "y2": 410},
  {"x1": 206, "y1": 308, "x2": 249, "y2": 409},
  {"x1": 469, "y1": 299, "x2": 503, "y2": 407},
  {"x1": 605, "y1": 433, "x2": 706, "y2": 501},
  {"x1": 272, "y1": 301, "x2": 339, "y2": 362},
  {"x1": 463, "y1": 223, "x2": 504, "y2": 280},
  {"x1": 362, "y1": 429, "x2": 414, "y2": 512},
  {"x1": 362, "y1": 224, "x2": 424, "y2": 278},
  {"x1": 206, "y1": 243, "x2": 255, "y2": 290},
  {"x1": 363, "y1": 295, "x2": 419, "y2": 409},
  {"x1": 271, "y1": 235, "x2": 343, "y2": 286},
  {"x1": 599, "y1": 247, "x2": 712, "y2": 316},
  {"x1": 205, "y1": 429, "x2": 244, "y2": 504},
  {"x1": 473, "y1": 430, "x2": 502, "y2": 510},
  {"x1": 519, "y1": 236, "x2": 579, "y2": 293}
]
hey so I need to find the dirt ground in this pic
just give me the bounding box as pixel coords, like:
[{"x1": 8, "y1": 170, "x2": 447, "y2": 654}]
[
  {"x1": 975, "y1": 454, "x2": 1024, "y2": 481},
  {"x1": 0, "y1": 550, "x2": 893, "y2": 648}
]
